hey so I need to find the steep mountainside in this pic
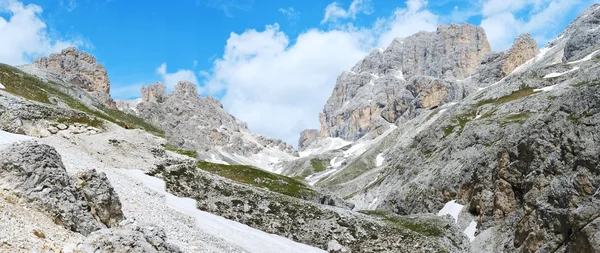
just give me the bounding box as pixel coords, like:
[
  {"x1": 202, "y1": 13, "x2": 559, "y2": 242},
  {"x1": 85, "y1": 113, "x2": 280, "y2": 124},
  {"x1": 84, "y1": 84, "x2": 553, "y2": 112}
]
[
  {"x1": 308, "y1": 23, "x2": 491, "y2": 143},
  {"x1": 294, "y1": 4, "x2": 600, "y2": 253},
  {"x1": 118, "y1": 81, "x2": 298, "y2": 172}
]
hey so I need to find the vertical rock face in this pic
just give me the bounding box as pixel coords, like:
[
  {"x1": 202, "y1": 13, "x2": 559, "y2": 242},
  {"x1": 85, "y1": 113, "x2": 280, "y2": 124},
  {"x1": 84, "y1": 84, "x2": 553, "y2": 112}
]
[
  {"x1": 32, "y1": 47, "x2": 115, "y2": 108},
  {"x1": 501, "y1": 34, "x2": 540, "y2": 76},
  {"x1": 314, "y1": 23, "x2": 490, "y2": 141},
  {"x1": 298, "y1": 129, "x2": 320, "y2": 151},
  {"x1": 562, "y1": 4, "x2": 600, "y2": 61},
  {"x1": 141, "y1": 82, "x2": 166, "y2": 103},
  {"x1": 472, "y1": 33, "x2": 539, "y2": 86}
]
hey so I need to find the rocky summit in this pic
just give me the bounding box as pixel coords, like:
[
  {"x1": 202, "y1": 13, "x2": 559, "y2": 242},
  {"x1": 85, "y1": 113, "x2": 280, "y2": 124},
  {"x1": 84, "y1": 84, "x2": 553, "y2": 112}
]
[{"x1": 1, "y1": 3, "x2": 600, "y2": 253}]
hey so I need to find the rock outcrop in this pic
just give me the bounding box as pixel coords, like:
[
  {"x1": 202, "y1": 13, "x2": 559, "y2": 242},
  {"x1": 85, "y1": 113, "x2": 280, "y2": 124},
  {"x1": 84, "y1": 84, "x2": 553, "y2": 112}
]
[
  {"x1": 150, "y1": 159, "x2": 469, "y2": 252},
  {"x1": 32, "y1": 47, "x2": 115, "y2": 108},
  {"x1": 313, "y1": 23, "x2": 490, "y2": 141},
  {"x1": 0, "y1": 141, "x2": 124, "y2": 235},
  {"x1": 473, "y1": 34, "x2": 539, "y2": 85},
  {"x1": 79, "y1": 219, "x2": 182, "y2": 253},
  {"x1": 298, "y1": 129, "x2": 320, "y2": 151},
  {"x1": 128, "y1": 81, "x2": 298, "y2": 169},
  {"x1": 75, "y1": 169, "x2": 125, "y2": 228},
  {"x1": 501, "y1": 34, "x2": 540, "y2": 76},
  {"x1": 141, "y1": 82, "x2": 166, "y2": 103}
]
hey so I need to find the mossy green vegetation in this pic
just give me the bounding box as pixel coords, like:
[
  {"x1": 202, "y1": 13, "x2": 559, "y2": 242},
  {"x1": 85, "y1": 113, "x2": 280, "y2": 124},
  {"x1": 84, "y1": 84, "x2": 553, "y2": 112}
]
[
  {"x1": 475, "y1": 87, "x2": 538, "y2": 107},
  {"x1": 383, "y1": 216, "x2": 445, "y2": 237},
  {"x1": 196, "y1": 161, "x2": 317, "y2": 199},
  {"x1": 310, "y1": 158, "x2": 328, "y2": 173},
  {"x1": 57, "y1": 116, "x2": 104, "y2": 129},
  {"x1": 500, "y1": 113, "x2": 532, "y2": 126},
  {"x1": 358, "y1": 210, "x2": 392, "y2": 216},
  {"x1": 0, "y1": 63, "x2": 164, "y2": 136},
  {"x1": 165, "y1": 144, "x2": 197, "y2": 158},
  {"x1": 442, "y1": 87, "x2": 538, "y2": 137}
]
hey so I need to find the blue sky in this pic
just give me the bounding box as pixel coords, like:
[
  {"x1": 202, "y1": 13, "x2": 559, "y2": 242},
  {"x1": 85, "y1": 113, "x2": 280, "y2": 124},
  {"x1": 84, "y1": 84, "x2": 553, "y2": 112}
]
[{"x1": 0, "y1": 0, "x2": 598, "y2": 145}]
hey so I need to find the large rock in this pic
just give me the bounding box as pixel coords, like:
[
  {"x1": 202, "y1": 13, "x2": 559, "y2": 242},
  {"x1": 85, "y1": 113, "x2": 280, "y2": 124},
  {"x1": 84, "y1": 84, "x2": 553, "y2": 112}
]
[
  {"x1": 472, "y1": 33, "x2": 539, "y2": 85},
  {"x1": 314, "y1": 23, "x2": 491, "y2": 141},
  {"x1": 298, "y1": 129, "x2": 319, "y2": 151},
  {"x1": 0, "y1": 141, "x2": 103, "y2": 235},
  {"x1": 75, "y1": 169, "x2": 125, "y2": 228},
  {"x1": 32, "y1": 47, "x2": 115, "y2": 108},
  {"x1": 500, "y1": 34, "x2": 539, "y2": 76},
  {"x1": 78, "y1": 219, "x2": 182, "y2": 253},
  {"x1": 141, "y1": 82, "x2": 166, "y2": 103}
]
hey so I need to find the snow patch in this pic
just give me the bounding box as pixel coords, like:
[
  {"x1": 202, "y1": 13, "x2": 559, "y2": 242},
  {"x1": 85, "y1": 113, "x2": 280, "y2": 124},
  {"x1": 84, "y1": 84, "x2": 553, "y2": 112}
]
[
  {"x1": 464, "y1": 220, "x2": 478, "y2": 242},
  {"x1": 568, "y1": 49, "x2": 600, "y2": 64},
  {"x1": 375, "y1": 153, "x2": 384, "y2": 167},
  {"x1": 533, "y1": 85, "x2": 557, "y2": 92},
  {"x1": 124, "y1": 170, "x2": 326, "y2": 253},
  {"x1": 330, "y1": 157, "x2": 344, "y2": 168},
  {"x1": 0, "y1": 130, "x2": 32, "y2": 145},
  {"x1": 0, "y1": 82, "x2": 5, "y2": 89},
  {"x1": 437, "y1": 200, "x2": 463, "y2": 223},
  {"x1": 370, "y1": 73, "x2": 379, "y2": 79},
  {"x1": 368, "y1": 197, "x2": 378, "y2": 209},
  {"x1": 377, "y1": 48, "x2": 384, "y2": 53},
  {"x1": 543, "y1": 67, "x2": 580, "y2": 78},
  {"x1": 299, "y1": 138, "x2": 352, "y2": 157}
]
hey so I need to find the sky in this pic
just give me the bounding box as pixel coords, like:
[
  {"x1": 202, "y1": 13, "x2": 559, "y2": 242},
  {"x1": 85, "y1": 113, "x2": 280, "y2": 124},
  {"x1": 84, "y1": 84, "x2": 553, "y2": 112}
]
[{"x1": 0, "y1": 0, "x2": 598, "y2": 146}]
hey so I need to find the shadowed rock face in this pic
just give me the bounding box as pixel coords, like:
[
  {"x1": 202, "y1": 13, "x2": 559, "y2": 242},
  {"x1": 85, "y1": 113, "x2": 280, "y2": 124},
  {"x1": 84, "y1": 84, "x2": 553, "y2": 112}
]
[
  {"x1": 0, "y1": 141, "x2": 124, "y2": 236},
  {"x1": 298, "y1": 129, "x2": 319, "y2": 151},
  {"x1": 313, "y1": 23, "x2": 491, "y2": 141},
  {"x1": 32, "y1": 47, "x2": 115, "y2": 108}
]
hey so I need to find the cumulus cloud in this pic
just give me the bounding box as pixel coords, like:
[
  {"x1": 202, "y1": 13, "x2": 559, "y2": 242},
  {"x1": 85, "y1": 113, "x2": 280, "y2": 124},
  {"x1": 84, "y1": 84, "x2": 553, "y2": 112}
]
[
  {"x1": 321, "y1": 0, "x2": 373, "y2": 24},
  {"x1": 0, "y1": 0, "x2": 82, "y2": 65},
  {"x1": 203, "y1": 1, "x2": 439, "y2": 146},
  {"x1": 156, "y1": 63, "x2": 200, "y2": 93},
  {"x1": 480, "y1": 0, "x2": 590, "y2": 50}
]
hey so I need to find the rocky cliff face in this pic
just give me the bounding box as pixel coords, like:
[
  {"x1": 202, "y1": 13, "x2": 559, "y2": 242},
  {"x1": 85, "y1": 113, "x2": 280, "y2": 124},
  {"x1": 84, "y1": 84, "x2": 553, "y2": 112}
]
[
  {"x1": 31, "y1": 47, "x2": 115, "y2": 108},
  {"x1": 311, "y1": 4, "x2": 600, "y2": 253},
  {"x1": 129, "y1": 81, "x2": 298, "y2": 170},
  {"x1": 313, "y1": 23, "x2": 491, "y2": 142},
  {"x1": 472, "y1": 34, "x2": 540, "y2": 85}
]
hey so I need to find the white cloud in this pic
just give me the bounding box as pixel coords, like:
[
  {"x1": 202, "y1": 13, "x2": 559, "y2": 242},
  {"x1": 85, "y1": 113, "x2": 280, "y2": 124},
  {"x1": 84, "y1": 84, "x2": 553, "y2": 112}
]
[
  {"x1": 0, "y1": 0, "x2": 82, "y2": 65},
  {"x1": 479, "y1": 0, "x2": 590, "y2": 50},
  {"x1": 374, "y1": 0, "x2": 438, "y2": 48},
  {"x1": 321, "y1": 0, "x2": 373, "y2": 24},
  {"x1": 156, "y1": 63, "x2": 200, "y2": 93},
  {"x1": 203, "y1": 2, "x2": 439, "y2": 146},
  {"x1": 278, "y1": 7, "x2": 299, "y2": 22}
]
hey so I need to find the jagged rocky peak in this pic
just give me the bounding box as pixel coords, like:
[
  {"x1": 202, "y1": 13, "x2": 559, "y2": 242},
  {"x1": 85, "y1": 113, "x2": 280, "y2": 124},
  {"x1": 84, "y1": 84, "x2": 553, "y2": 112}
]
[
  {"x1": 129, "y1": 80, "x2": 298, "y2": 168},
  {"x1": 141, "y1": 82, "x2": 166, "y2": 103},
  {"x1": 502, "y1": 34, "x2": 539, "y2": 75},
  {"x1": 31, "y1": 47, "x2": 115, "y2": 107},
  {"x1": 311, "y1": 23, "x2": 491, "y2": 141},
  {"x1": 298, "y1": 129, "x2": 320, "y2": 151},
  {"x1": 473, "y1": 33, "x2": 539, "y2": 85}
]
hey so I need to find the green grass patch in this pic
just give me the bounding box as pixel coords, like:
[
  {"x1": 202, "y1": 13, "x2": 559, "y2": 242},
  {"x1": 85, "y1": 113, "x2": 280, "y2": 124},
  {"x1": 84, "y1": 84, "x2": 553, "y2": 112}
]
[
  {"x1": 500, "y1": 112, "x2": 532, "y2": 126},
  {"x1": 57, "y1": 116, "x2": 104, "y2": 129},
  {"x1": 0, "y1": 63, "x2": 53, "y2": 103},
  {"x1": 475, "y1": 87, "x2": 538, "y2": 107},
  {"x1": 310, "y1": 158, "x2": 328, "y2": 173},
  {"x1": 383, "y1": 216, "x2": 445, "y2": 237},
  {"x1": 426, "y1": 109, "x2": 440, "y2": 120},
  {"x1": 197, "y1": 161, "x2": 317, "y2": 199},
  {"x1": 358, "y1": 210, "x2": 392, "y2": 216},
  {"x1": 165, "y1": 144, "x2": 197, "y2": 158},
  {"x1": 0, "y1": 63, "x2": 164, "y2": 136}
]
